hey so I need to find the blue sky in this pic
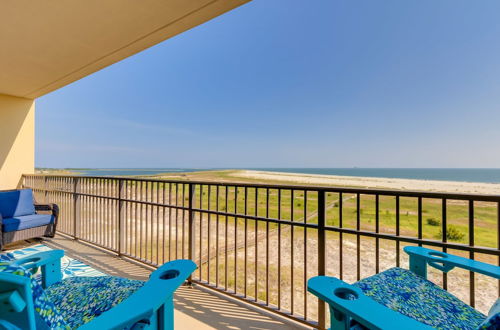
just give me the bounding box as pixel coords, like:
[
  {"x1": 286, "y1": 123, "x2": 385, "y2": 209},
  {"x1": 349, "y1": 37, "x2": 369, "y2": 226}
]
[{"x1": 36, "y1": 0, "x2": 500, "y2": 168}]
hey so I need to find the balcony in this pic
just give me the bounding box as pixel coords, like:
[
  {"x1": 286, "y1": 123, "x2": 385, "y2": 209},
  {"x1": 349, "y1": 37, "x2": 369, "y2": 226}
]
[{"x1": 17, "y1": 174, "x2": 500, "y2": 329}]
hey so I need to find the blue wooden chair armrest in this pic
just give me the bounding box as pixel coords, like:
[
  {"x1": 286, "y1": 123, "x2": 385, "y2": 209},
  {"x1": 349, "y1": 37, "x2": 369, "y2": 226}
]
[
  {"x1": 79, "y1": 259, "x2": 197, "y2": 330},
  {"x1": 0, "y1": 273, "x2": 35, "y2": 329},
  {"x1": 9, "y1": 250, "x2": 64, "y2": 288},
  {"x1": 404, "y1": 246, "x2": 500, "y2": 279},
  {"x1": 308, "y1": 276, "x2": 431, "y2": 330}
]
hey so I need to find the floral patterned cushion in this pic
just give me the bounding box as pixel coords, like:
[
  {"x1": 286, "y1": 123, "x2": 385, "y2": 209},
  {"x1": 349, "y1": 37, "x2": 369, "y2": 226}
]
[
  {"x1": 44, "y1": 276, "x2": 144, "y2": 328},
  {"x1": 0, "y1": 262, "x2": 69, "y2": 329},
  {"x1": 353, "y1": 267, "x2": 486, "y2": 330}
]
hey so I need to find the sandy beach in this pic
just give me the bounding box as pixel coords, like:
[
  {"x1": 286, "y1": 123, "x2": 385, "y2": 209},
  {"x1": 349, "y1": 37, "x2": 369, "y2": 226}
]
[{"x1": 232, "y1": 170, "x2": 500, "y2": 195}]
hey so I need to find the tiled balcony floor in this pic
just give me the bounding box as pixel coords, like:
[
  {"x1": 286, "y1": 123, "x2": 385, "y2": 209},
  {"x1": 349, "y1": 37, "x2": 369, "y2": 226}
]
[{"x1": 4, "y1": 235, "x2": 306, "y2": 330}]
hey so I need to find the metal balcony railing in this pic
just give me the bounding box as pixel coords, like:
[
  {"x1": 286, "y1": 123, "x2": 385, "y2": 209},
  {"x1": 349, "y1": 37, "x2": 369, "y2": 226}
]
[{"x1": 22, "y1": 174, "x2": 500, "y2": 328}]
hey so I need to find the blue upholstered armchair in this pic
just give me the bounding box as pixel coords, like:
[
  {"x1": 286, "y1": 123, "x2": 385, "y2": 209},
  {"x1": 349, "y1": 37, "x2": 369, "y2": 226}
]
[
  {"x1": 0, "y1": 189, "x2": 58, "y2": 250},
  {"x1": 308, "y1": 247, "x2": 500, "y2": 330},
  {"x1": 0, "y1": 250, "x2": 196, "y2": 329}
]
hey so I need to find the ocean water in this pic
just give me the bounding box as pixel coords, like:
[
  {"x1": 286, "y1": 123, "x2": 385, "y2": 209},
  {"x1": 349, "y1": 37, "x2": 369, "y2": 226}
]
[
  {"x1": 61, "y1": 168, "x2": 500, "y2": 184},
  {"x1": 252, "y1": 168, "x2": 500, "y2": 183}
]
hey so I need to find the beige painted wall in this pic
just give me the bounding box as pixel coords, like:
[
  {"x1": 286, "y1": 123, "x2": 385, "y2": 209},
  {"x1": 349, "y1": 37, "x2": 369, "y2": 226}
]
[{"x1": 0, "y1": 95, "x2": 35, "y2": 189}]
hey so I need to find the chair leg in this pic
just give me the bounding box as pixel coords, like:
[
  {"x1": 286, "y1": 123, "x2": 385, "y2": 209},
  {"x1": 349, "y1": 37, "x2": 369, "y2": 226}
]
[{"x1": 158, "y1": 298, "x2": 174, "y2": 330}]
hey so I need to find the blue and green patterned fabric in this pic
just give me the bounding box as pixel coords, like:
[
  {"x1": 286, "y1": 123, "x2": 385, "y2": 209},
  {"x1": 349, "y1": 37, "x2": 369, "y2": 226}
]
[
  {"x1": 478, "y1": 299, "x2": 500, "y2": 329},
  {"x1": 479, "y1": 314, "x2": 500, "y2": 330},
  {"x1": 0, "y1": 262, "x2": 69, "y2": 329},
  {"x1": 1, "y1": 257, "x2": 144, "y2": 329},
  {"x1": 45, "y1": 276, "x2": 144, "y2": 328},
  {"x1": 353, "y1": 267, "x2": 486, "y2": 330}
]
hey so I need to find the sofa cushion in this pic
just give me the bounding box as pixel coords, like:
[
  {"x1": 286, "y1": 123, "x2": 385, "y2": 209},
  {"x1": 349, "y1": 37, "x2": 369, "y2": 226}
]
[
  {"x1": 0, "y1": 189, "x2": 36, "y2": 218},
  {"x1": 2, "y1": 214, "x2": 54, "y2": 232}
]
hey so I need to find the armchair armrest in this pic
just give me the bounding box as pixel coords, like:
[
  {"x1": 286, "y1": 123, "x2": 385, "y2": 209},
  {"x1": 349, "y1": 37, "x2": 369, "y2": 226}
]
[
  {"x1": 80, "y1": 259, "x2": 197, "y2": 330},
  {"x1": 34, "y1": 203, "x2": 59, "y2": 217},
  {"x1": 34, "y1": 203, "x2": 59, "y2": 238},
  {"x1": 308, "y1": 276, "x2": 431, "y2": 330},
  {"x1": 10, "y1": 250, "x2": 64, "y2": 288},
  {"x1": 404, "y1": 246, "x2": 500, "y2": 279}
]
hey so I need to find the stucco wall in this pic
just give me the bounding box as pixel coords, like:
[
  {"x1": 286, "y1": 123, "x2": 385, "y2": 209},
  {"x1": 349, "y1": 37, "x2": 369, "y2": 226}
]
[{"x1": 0, "y1": 95, "x2": 35, "y2": 189}]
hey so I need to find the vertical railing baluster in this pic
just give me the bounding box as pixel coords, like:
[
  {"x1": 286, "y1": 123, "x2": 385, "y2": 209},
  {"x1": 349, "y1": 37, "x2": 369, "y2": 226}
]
[
  {"x1": 254, "y1": 187, "x2": 258, "y2": 302},
  {"x1": 418, "y1": 197, "x2": 422, "y2": 247},
  {"x1": 234, "y1": 186, "x2": 238, "y2": 293},
  {"x1": 265, "y1": 188, "x2": 269, "y2": 306},
  {"x1": 396, "y1": 196, "x2": 400, "y2": 267},
  {"x1": 277, "y1": 189, "x2": 282, "y2": 310},
  {"x1": 149, "y1": 182, "x2": 153, "y2": 262},
  {"x1": 208, "y1": 185, "x2": 212, "y2": 283},
  {"x1": 244, "y1": 186, "x2": 248, "y2": 297},
  {"x1": 188, "y1": 183, "x2": 195, "y2": 284},
  {"x1": 469, "y1": 200, "x2": 475, "y2": 307},
  {"x1": 225, "y1": 186, "x2": 229, "y2": 290},
  {"x1": 356, "y1": 193, "x2": 361, "y2": 281},
  {"x1": 140, "y1": 181, "x2": 144, "y2": 260},
  {"x1": 125, "y1": 180, "x2": 129, "y2": 254},
  {"x1": 73, "y1": 177, "x2": 79, "y2": 239},
  {"x1": 442, "y1": 199, "x2": 448, "y2": 290},
  {"x1": 375, "y1": 194, "x2": 379, "y2": 274},
  {"x1": 317, "y1": 190, "x2": 326, "y2": 329},
  {"x1": 162, "y1": 182, "x2": 166, "y2": 264},
  {"x1": 156, "y1": 182, "x2": 160, "y2": 265},
  {"x1": 44, "y1": 176, "x2": 48, "y2": 203},
  {"x1": 199, "y1": 185, "x2": 203, "y2": 280},
  {"x1": 118, "y1": 179, "x2": 124, "y2": 255},
  {"x1": 303, "y1": 190, "x2": 308, "y2": 320},
  {"x1": 182, "y1": 184, "x2": 186, "y2": 260},
  {"x1": 135, "y1": 181, "x2": 138, "y2": 258},
  {"x1": 339, "y1": 192, "x2": 343, "y2": 280},
  {"x1": 216, "y1": 185, "x2": 220, "y2": 287},
  {"x1": 177, "y1": 183, "x2": 181, "y2": 260},
  {"x1": 106, "y1": 179, "x2": 110, "y2": 248},
  {"x1": 168, "y1": 183, "x2": 172, "y2": 262}
]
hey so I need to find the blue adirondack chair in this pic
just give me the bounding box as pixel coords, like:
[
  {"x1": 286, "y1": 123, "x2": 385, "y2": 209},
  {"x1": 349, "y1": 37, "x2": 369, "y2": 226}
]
[
  {"x1": 0, "y1": 249, "x2": 196, "y2": 329},
  {"x1": 308, "y1": 246, "x2": 500, "y2": 330}
]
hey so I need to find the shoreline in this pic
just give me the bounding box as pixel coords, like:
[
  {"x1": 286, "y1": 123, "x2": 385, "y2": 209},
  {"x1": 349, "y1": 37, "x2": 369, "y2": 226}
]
[{"x1": 231, "y1": 170, "x2": 500, "y2": 195}]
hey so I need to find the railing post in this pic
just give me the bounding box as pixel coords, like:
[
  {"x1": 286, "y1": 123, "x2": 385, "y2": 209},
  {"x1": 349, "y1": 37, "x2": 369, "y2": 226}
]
[
  {"x1": 118, "y1": 179, "x2": 125, "y2": 255},
  {"x1": 317, "y1": 190, "x2": 326, "y2": 329},
  {"x1": 187, "y1": 183, "x2": 195, "y2": 283},
  {"x1": 44, "y1": 176, "x2": 48, "y2": 204},
  {"x1": 19, "y1": 175, "x2": 25, "y2": 189},
  {"x1": 73, "y1": 177, "x2": 80, "y2": 239}
]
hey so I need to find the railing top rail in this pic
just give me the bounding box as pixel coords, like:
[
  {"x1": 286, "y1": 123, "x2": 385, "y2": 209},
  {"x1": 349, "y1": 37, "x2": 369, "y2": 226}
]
[{"x1": 23, "y1": 173, "x2": 500, "y2": 202}]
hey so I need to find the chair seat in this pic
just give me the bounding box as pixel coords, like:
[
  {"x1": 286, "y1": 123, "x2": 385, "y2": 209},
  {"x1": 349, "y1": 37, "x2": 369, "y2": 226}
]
[
  {"x1": 44, "y1": 276, "x2": 144, "y2": 328},
  {"x1": 353, "y1": 267, "x2": 486, "y2": 330},
  {"x1": 1, "y1": 214, "x2": 54, "y2": 232}
]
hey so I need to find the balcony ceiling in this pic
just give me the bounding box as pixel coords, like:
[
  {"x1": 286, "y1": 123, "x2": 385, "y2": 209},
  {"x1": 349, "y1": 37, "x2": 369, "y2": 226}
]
[{"x1": 0, "y1": 0, "x2": 249, "y2": 99}]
